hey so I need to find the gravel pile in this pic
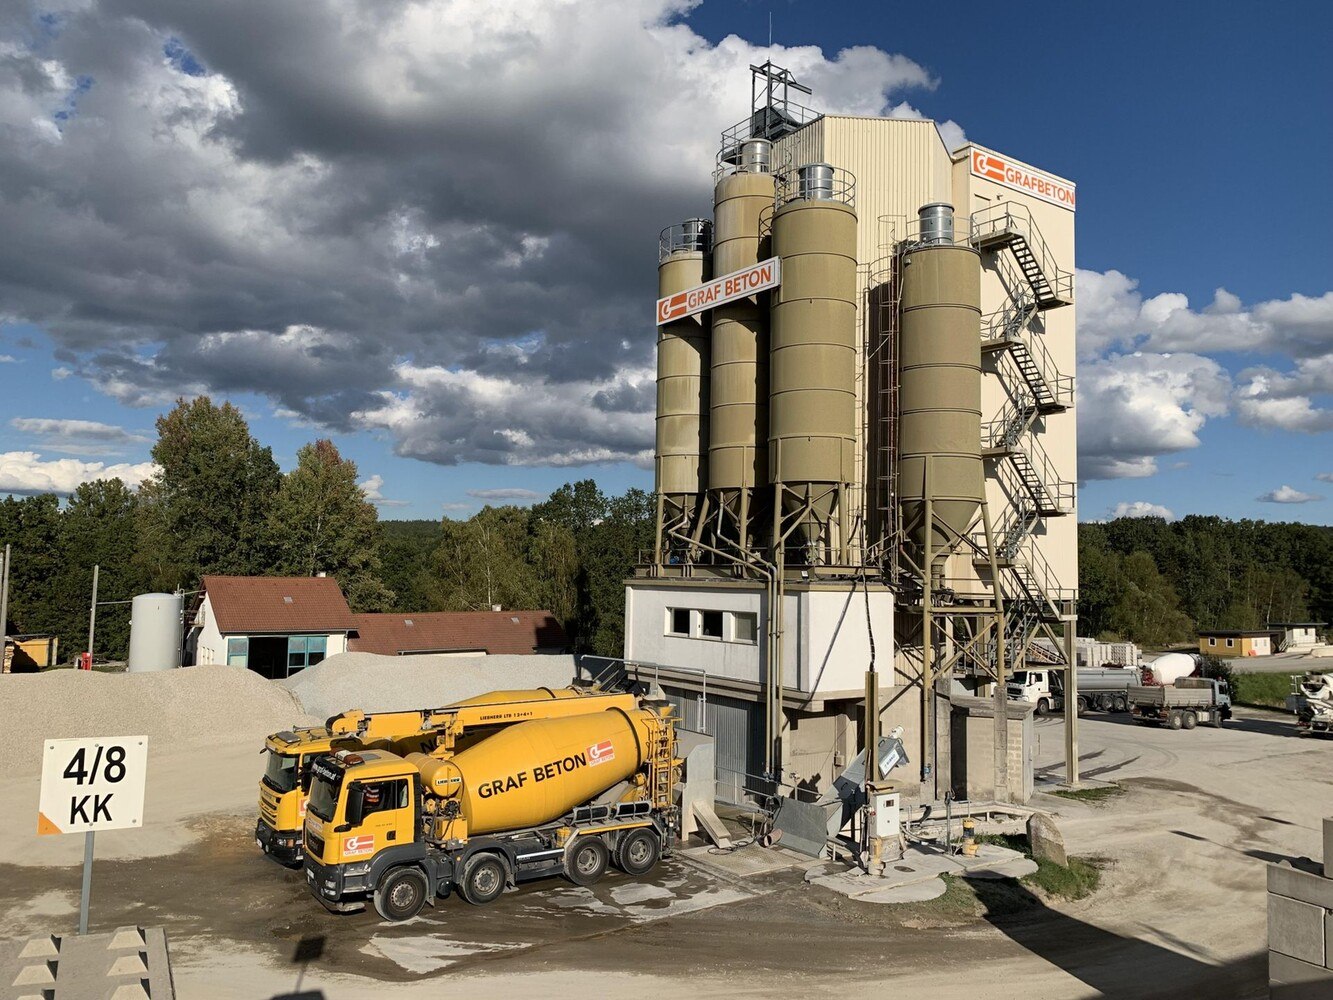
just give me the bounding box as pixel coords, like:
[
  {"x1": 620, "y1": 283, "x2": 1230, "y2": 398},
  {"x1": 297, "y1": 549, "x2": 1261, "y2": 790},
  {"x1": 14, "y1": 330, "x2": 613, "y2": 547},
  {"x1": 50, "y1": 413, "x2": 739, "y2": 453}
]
[
  {"x1": 9, "y1": 664, "x2": 314, "y2": 769},
  {"x1": 283, "y1": 651, "x2": 579, "y2": 718}
]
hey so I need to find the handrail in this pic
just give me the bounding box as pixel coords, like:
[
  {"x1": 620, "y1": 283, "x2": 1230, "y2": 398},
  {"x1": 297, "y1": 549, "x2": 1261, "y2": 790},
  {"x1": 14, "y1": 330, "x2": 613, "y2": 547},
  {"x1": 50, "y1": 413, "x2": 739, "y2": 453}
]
[
  {"x1": 970, "y1": 202, "x2": 1074, "y2": 302},
  {"x1": 774, "y1": 165, "x2": 856, "y2": 210}
]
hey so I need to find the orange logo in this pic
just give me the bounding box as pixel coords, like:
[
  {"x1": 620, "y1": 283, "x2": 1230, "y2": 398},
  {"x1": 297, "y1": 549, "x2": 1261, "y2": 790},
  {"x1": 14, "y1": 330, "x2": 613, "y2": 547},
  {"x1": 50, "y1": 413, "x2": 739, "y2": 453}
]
[
  {"x1": 588, "y1": 740, "x2": 615, "y2": 766},
  {"x1": 970, "y1": 147, "x2": 1076, "y2": 211},
  {"x1": 343, "y1": 834, "x2": 375, "y2": 857}
]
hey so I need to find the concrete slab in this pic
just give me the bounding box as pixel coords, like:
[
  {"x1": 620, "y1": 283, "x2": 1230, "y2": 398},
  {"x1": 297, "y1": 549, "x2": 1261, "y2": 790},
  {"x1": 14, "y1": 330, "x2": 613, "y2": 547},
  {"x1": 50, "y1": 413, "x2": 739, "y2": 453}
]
[
  {"x1": 855, "y1": 878, "x2": 949, "y2": 905},
  {"x1": 678, "y1": 843, "x2": 806, "y2": 879},
  {"x1": 0, "y1": 925, "x2": 173, "y2": 1000},
  {"x1": 1269, "y1": 895, "x2": 1326, "y2": 966}
]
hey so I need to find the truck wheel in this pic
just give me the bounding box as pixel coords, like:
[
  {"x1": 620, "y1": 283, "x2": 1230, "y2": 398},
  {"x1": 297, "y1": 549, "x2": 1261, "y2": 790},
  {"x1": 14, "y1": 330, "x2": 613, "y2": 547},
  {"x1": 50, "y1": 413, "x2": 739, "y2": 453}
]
[
  {"x1": 615, "y1": 829, "x2": 661, "y2": 877},
  {"x1": 1076, "y1": 696, "x2": 1088, "y2": 716},
  {"x1": 1036, "y1": 699, "x2": 1050, "y2": 717},
  {"x1": 1183, "y1": 711, "x2": 1198, "y2": 730},
  {"x1": 1168, "y1": 711, "x2": 1184, "y2": 731},
  {"x1": 1114, "y1": 695, "x2": 1127, "y2": 713},
  {"x1": 373, "y1": 866, "x2": 429, "y2": 922},
  {"x1": 460, "y1": 854, "x2": 507, "y2": 905},
  {"x1": 564, "y1": 836, "x2": 609, "y2": 887}
]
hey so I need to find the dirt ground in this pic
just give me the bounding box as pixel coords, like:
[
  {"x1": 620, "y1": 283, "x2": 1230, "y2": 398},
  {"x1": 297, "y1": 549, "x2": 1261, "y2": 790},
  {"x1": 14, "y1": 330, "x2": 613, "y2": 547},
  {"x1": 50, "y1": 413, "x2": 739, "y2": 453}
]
[{"x1": 2, "y1": 704, "x2": 1325, "y2": 999}]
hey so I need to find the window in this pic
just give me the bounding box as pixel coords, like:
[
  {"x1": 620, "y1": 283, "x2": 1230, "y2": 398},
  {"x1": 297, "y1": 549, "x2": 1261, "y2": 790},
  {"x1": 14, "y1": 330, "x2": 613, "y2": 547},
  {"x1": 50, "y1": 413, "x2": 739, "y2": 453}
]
[
  {"x1": 700, "y1": 610, "x2": 723, "y2": 639},
  {"x1": 667, "y1": 608, "x2": 691, "y2": 636},
  {"x1": 1226, "y1": 638, "x2": 1234, "y2": 648},
  {"x1": 731, "y1": 612, "x2": 758, "y2": 644},
  {"x1": 357, "y1": 778, "x2": 409, "y2": 818},
  {"x1": 226, "y1": 636, "x2": 249, "y2": 668},
  {"x1": 287, "y1": 635, "x2": 328, "y2": 674},
  {"x1": 1208, "y1": 637, "x2": 1216, "y2": 646}
]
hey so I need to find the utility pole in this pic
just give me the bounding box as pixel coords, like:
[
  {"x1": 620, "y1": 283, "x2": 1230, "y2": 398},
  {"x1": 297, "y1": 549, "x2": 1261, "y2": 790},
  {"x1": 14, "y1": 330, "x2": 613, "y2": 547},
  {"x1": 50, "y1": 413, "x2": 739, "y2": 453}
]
[{"x1": 87, "y1": 564, "x2": 99, "y2": 668}]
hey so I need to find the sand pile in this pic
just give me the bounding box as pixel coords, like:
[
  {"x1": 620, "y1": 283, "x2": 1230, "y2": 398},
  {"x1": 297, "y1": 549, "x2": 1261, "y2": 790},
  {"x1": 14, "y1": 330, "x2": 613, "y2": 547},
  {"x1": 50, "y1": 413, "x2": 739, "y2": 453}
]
[
  {"x1": 9, "y1": 664, "x2": 314, "y2": 770},
  {"x1": 283, "y1": 651, "x2": 578, "y2": 718}
]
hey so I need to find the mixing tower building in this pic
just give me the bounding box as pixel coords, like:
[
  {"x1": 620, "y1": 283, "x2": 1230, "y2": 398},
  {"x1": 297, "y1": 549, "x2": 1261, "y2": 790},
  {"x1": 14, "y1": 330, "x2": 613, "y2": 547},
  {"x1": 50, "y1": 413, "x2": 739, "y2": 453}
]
[{"x1": 626, "y1": 63, "x2": 1078, "y2": 806}]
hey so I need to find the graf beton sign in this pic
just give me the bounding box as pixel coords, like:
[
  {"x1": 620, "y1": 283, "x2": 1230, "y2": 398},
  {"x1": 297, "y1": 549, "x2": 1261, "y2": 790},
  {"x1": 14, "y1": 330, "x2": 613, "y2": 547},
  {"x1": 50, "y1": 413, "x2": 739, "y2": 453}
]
[
  {"x1": 970, "y1": 147, "x2": 1076, "y2": 212},
  {"x1": 656, "y1": 257, "x2": 781, "y2": 325},
  {"x1": 38, "y1": 736, "x2": 148, "y2": 835}
]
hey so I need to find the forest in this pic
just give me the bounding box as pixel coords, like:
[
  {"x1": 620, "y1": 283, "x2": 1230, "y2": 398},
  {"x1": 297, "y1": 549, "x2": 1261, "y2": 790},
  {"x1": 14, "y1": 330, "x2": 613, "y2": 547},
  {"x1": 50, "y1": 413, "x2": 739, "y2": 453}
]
[{"x1": 1, "y1": 395, "x2": 1329, "y2": 662}]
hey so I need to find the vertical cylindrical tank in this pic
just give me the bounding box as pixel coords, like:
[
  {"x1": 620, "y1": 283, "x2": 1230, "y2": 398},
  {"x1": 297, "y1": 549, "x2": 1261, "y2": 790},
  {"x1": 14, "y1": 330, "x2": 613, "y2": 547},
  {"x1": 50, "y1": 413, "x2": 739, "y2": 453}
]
[
  {"x1": 918, "y1": 202, "x2": 955, "y2": 245},
  {"x1": 896, "y1": 204, "x2": 984, "y2": 571},
  {"x1": 768, "y1": 172, "x2": 858, "y2": 516},
  {"x1": 127, "y1": 592, "x2": 184, "y2": 672},
  {"x1": 656, "y1": 220, "x2": 712, "y2": 502},
  {"x1": 709, "y1": 140, "x2": 775, "y2": 499}
]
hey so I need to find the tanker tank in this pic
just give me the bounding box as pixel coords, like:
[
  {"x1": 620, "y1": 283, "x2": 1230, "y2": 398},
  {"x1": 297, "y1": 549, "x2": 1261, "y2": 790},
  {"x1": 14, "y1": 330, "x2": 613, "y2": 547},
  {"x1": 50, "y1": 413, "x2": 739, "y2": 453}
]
[
  {"x1": 895, "y1": 203, "x2": 984, "y2": 576},
  {"x1": 410, "y1": 706, "x2": 661, "y2": 837}
]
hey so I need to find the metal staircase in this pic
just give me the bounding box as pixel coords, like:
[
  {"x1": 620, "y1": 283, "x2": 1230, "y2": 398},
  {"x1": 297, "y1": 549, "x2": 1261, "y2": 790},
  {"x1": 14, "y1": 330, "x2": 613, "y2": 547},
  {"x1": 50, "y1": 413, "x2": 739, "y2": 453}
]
[{"x1": 969, "y1": 202, "x2": 1076, "y2": 671}]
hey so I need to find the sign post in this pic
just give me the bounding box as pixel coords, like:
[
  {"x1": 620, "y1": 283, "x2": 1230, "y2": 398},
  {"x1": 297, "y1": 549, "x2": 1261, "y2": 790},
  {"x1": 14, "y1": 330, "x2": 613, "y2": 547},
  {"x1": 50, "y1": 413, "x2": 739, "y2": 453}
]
[{"x1": 38, "y1": 736, "x2": 148, "y2": 934}]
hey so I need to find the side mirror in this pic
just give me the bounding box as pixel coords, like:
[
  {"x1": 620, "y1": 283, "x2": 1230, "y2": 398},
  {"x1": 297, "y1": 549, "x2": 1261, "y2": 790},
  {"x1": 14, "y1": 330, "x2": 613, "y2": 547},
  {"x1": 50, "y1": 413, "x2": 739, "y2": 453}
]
[{"x1": 345, "y1": 784, "x2": 365, "y2": 827}]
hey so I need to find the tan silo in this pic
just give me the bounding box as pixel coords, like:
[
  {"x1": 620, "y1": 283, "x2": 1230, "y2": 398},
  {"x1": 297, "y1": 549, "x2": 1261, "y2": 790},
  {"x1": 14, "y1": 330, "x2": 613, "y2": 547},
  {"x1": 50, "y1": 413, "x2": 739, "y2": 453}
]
[
  {"x1": 656, "y1": 220, "x2": 712, "y2": 514},
  {"x1": 896, "y1": 203, "x2": 984, "y2": 574},
  {"x1": 768, "y1": 164, "x2": 857, "y2": 553},
  {"x1": 709, "y1": 140, "x2": 776, "y2": 529}
]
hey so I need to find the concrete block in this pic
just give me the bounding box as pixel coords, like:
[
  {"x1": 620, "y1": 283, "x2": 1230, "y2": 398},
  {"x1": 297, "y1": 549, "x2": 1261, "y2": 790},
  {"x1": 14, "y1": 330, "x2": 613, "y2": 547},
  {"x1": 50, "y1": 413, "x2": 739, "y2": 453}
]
[
  {"x1": 12, "y1": 961, "x2": 56, "y2": 986},
  {"x1": 1327, "y1": 911, "x2": 1333, "y2": 971},
  {"x1": 107, "y1": 927, "x2": 147, "y2": 950},
  {"x1": 1270, "y1": 894, "x2": 1326, "y2": 966},
  {"x1": 1324, "y1": 818, "x2": 1333, "y2": 880},
  {"x1": 1027, "y1": 811, "x2": 1068, "y2": 868},
  {"x1": 17, "y1": 937, "x2": 59, "y2": 960},
  {"x1": 1271, "y1": 950, "x2": 1333, "y2": 999},
  {"x1": 1271, "y1": 861, "x2": 1333, "y2": 909},
  {"x1": 692, "y1": 801, "x2": 732, "y2": 850}
]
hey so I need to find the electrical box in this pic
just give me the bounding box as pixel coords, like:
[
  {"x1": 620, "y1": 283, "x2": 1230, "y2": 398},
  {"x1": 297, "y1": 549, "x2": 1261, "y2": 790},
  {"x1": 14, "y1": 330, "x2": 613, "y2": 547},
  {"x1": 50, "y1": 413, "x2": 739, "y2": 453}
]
[{"x1": 866, "y1": 781, "x2": 900, "y2": 840}]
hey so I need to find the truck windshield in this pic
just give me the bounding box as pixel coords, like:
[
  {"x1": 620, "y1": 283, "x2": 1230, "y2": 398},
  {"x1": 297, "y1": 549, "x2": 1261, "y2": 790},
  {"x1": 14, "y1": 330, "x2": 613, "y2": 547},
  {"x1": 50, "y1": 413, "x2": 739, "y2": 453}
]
[
  {"x1": 308, "y1": 773, "x2": 342, "y2": 822},
  {"x1": 1011, "y1": 672, "x2": 1028, "y2": 685},
  {"x1": 261, "y1": 751, "x2": 299, "y2": 794}
]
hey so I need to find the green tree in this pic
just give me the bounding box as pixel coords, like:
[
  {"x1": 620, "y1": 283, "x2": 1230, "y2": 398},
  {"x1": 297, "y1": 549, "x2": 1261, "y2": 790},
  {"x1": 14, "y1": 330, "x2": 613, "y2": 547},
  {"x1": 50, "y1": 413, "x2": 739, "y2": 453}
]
[
  {"x1": 139, "y1": 397, "x2": 280, "y2": 588},
  {"x1": 0, "y1": 494, "x2": 63, "y2": 647},
  {"x1": 433, "y1": 506, "x2": 541, "y2": 612},
  {"x1": 377, "y1": 519, "x2": 444, "y2": 612},
  {"x1": 581, "y1": 488, "x2": 654, "y2": 657},
  {"x1": 267, "y1": 439, "x2": 393, "y2": 611}
]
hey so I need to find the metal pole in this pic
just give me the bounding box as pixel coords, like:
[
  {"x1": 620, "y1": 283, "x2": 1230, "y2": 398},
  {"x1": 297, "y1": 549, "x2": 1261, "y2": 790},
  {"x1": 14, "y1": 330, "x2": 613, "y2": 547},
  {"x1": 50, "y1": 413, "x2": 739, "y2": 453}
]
[
  {"x1": 1064, "y1": 617, "x2": 1079, "y2": 787},
  {"x1": 0, "y1": 543, "x2": 10, "y2": 653},
  {"x1": 87, "y1": 564, "x2": 99, "y2": 667},
  {"x1": 78, "y1": 830, "x2": 94, "y2": 933},
  {"x1": 921, "y1": 456, "x2": 935, "y2": 801},
  {"x1": 979, "y1": 500, "x2": 1009, "y2": 801}
]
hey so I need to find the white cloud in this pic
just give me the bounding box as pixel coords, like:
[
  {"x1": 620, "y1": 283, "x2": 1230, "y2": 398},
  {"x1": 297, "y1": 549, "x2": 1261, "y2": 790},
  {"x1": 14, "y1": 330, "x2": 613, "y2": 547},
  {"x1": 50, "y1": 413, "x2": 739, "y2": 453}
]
[
  {"x1": 1257, "y1": 485, "x2": 1324, "y2": 504},
  {"x1": 1233, "y1": 354, "x2": 1333, "y2": 432},
  {"x1": 884, "y1": 100, "x2": 967, "y2": 152},
  {"x1": 10, "y1": 417, "x2": 151, "y2": 456},
  {"x1": 466, "y1": 488, "x2": 544, "y2": 502},
  {"x1": 0, "y1": 451, "x2": 157, "y2": 495},
  {"x1": 1077, "y1": 352, "x2": 1231, "y2": 480},
  {"x1": 1317, "y1": 472, "x2": 1333, "y2": 483},
  {"x1": 442, "y1": 501, "x2": 473, "y2": 513},
  {"x1": 358, "y1": 473, "x2": 408, "y2": 508},
  {"x1": 0, "y1": 354, "x2": 16, "y2": 363},
  {"x1": 1108, "y1": 501, "x2": 1175, "y2": 520}
]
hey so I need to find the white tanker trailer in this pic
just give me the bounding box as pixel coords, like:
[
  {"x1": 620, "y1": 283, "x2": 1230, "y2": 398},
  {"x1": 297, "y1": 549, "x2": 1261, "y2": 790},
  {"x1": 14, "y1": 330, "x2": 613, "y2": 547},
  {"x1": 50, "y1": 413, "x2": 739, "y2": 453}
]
[{"x1": 303, "y1": 698, "x2": 679, "y2": 921}]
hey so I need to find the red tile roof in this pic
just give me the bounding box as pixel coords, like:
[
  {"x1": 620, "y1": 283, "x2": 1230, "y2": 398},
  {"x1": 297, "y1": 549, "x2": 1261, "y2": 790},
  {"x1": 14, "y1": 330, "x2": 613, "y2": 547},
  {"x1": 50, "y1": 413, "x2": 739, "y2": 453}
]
[
  {"x1": 349, "y1": 611, "x2": 568, "y2": 656},
  {"x1": 202, "y1": 575, "x2": 356, "y2": 635}
]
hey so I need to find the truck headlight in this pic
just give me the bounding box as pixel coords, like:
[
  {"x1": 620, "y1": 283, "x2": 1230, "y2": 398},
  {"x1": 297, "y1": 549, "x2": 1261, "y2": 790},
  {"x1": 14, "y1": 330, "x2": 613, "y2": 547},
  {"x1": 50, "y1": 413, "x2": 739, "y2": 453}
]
[{"x1": 344, "y1": 863, "x2": 371, "y2": 876}]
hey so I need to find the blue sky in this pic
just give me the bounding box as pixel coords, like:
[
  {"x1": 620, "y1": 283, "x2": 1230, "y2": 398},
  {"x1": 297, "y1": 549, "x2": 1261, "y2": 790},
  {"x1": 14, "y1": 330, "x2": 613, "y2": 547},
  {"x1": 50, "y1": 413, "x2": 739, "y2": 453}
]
[{"x1": 0, "y1": 0, "x2": 1329, "y2": 524}]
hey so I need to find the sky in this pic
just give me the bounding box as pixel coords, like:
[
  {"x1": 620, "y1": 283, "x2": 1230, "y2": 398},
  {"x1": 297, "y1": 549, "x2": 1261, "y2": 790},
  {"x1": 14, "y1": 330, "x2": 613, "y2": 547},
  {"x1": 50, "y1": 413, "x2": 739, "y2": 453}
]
[{"x1": 0, "y1": 0, "x2": 1329, "y2": 524}]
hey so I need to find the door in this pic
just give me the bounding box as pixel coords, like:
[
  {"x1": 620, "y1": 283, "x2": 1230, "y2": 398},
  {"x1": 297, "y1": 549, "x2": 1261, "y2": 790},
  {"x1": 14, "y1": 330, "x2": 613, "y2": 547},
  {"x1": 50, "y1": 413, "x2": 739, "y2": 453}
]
[{"x1": 338, "y1": 777, "x2": 413, "y2": 864}]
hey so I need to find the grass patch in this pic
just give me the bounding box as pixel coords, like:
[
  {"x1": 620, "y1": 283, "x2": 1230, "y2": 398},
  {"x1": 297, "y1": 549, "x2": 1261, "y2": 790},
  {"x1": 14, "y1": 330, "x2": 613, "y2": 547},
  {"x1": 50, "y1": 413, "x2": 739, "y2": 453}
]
[
  {"x1": 1232, "y1": 671, "x2": 1294, "y2": 709},
  {"x1": 1051, "y1": 783, "x2": 1124, "y2": 804},
  {"x1": 979, "y1": 833, "x2": 1103, "y2": 901}
]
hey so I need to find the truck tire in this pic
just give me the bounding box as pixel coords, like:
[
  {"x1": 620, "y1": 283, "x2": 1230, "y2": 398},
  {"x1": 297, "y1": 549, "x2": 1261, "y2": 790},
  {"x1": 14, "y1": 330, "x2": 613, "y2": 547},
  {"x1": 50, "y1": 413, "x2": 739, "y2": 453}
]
[
  {"x1": 614, "y1": 828, "x2": 661, "y2": 877},
  {"x1": 1076, "y1": 696, "x2": 1088, "y2": 716},
  {"x1": 1113, "y1": 695, "x2": 1127, "y2": 713},
  {"x1": 373, "y1": 866, "x2": 429, "y2": 922},
  {"x1": 1036, "y1": 699, "x2": 1050, "y2": 717},
  {"x1": 459, "y1": 853, "x2": 507, "y2": 905},
  {"x1": 564, "y1": 836, "x2": 609, "y2": 887},
  {"x1": 1168, "y1": 710, "x2": 1184, "y2": 731},
  {"x1": 1183, "y1": 711, "x2": 1198, "y2": 730}
]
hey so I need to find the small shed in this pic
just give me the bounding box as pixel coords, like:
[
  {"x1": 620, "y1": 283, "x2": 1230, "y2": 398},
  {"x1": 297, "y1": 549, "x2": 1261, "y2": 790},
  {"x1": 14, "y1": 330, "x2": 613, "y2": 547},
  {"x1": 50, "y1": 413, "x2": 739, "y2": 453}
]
[
  {"x1": 1268, "y1": 622, "x2": 1326, "y2": 652},
  {"x1": 2, "y1": 634, "x2": 59, "y2": 673},
  {"x1": 188, "y1": 575, "x2": 357, "y2": 679},
  {"x1": 1198, "y1": 629, "x2": 1273, "y2": 658}
]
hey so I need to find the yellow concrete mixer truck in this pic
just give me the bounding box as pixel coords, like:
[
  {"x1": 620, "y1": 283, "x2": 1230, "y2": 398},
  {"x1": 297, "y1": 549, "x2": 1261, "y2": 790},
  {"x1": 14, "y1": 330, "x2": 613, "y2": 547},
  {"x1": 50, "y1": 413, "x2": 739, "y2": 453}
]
[
  {"x1": 258, "y1": 687, "x2": 637, "y2": 865},
  {"x1": 302, "y1": 697, "x2": 679, "y2": 920}
]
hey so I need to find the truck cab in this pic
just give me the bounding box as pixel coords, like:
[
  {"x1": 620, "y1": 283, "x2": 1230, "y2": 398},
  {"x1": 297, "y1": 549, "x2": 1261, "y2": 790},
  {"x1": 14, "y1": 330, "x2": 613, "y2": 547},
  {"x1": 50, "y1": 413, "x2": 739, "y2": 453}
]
[
  {"x1": 1007, "y1": 669, "x2": 1057, "y2": 715},
  {"x1": 258, "y1": 729, "x2": 340, "y2": 864}
]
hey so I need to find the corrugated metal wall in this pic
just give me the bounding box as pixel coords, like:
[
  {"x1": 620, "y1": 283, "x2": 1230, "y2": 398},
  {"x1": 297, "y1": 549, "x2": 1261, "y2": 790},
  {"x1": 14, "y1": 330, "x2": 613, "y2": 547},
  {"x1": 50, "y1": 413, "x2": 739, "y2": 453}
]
[{"x1": 663, "y1": 687, "x2": 761, "y2": 805}]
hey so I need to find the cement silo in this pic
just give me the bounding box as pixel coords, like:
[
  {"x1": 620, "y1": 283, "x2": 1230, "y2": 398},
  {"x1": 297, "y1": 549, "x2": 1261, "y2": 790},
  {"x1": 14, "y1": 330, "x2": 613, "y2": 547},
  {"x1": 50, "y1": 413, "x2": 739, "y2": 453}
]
[
  {"x1": 769, "y1": 163, "x2": 858, "y2": 561},
  {"x1": 656, "y1": 219, "x2": 712, "y2": 534},
  {"x1": 709, "y1": 139, "x2": 776, "y2": 545},
  {"x1": 127, "y1": 592, "x2": 184, "y2": 672},
  {"x1": 896, "y1": 204, "x2": 984, "y2": 576}
]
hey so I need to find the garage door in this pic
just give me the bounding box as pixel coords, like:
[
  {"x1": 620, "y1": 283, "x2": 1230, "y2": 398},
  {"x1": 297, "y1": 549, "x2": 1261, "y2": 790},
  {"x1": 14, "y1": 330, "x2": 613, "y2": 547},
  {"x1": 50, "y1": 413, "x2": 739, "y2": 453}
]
[{"x1": 663, "y1": 688, "x2": 761, "y2": 805}]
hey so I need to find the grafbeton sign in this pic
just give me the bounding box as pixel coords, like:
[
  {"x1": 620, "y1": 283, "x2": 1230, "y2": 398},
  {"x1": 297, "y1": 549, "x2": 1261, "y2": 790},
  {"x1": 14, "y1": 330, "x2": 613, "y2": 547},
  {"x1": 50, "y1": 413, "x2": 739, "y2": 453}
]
[
  {"x1": 970, "y1": 147, "x2": 1076, "y2": 212},
  {"x1": 656, "y1": 257, "x2": 781, "y2": 324}
]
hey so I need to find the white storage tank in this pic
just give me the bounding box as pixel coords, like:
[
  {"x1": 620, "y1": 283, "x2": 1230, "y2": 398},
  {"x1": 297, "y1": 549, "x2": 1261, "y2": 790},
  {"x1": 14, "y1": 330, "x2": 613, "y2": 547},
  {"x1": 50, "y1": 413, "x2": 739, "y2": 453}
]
[{"x1": 127, "y1": 592, "x2": 184, "y2": 673}]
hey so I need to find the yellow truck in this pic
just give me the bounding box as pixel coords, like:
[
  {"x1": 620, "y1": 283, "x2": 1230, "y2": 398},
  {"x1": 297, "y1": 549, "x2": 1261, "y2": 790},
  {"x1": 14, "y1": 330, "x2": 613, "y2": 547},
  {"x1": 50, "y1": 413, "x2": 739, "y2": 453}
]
[
  {"x1": 302, "y1": 697, "x2": 678, "y2": 920},
  {"x1": 257, "y1": 687, "x2": 636, "y2": 865}
]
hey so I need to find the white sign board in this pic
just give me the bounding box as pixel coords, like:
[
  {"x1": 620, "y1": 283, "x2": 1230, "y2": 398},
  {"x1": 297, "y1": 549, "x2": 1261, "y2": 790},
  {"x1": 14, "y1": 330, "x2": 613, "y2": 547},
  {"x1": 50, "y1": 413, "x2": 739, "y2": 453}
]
[
  {"x1": 656, "y1": 257, "x2": 781, "y2": 325},
  {"x1": 38, "y1": 736, "x2": 147, "y2": 835},
  {"x1": 969, "y1": 147, "x2": 1076, "y2": 212}
]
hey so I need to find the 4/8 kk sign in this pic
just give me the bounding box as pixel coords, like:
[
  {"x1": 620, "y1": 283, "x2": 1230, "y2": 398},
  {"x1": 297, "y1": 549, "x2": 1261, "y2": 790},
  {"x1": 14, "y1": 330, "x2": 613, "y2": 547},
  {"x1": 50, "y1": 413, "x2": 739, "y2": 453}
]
[{"x1": 38, "y1": 736, "x2": 147, "y2": 835}]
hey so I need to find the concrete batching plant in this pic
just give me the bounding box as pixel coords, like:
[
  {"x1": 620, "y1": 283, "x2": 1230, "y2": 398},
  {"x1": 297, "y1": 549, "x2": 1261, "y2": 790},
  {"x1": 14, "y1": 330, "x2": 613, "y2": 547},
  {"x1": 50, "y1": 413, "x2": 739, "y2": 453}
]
[{"x1": 626, "y1": 61, "x2": 1078, "y2": 807}]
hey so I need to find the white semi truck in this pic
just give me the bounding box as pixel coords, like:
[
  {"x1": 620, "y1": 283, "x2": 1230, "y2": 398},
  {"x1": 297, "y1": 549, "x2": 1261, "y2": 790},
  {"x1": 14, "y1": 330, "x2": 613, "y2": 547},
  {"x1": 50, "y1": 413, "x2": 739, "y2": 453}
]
[{"x1": 1007, "y1": 653, "x2": 1199, "y2": 716}]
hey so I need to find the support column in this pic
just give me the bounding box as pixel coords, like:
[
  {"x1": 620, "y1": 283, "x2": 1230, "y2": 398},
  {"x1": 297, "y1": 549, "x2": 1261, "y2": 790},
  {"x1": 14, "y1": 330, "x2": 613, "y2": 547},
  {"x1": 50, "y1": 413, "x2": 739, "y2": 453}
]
[{"x1": 1064, "y1": 617, "x2": 1079, "y2": 788}]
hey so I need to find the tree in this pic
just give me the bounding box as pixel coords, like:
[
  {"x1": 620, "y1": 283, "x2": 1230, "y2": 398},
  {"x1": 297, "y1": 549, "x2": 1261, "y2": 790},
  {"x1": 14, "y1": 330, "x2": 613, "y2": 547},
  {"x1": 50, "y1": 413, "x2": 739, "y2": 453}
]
[
  {"x1": 581, "y1": 488, "x2": 654, "y2": 657},
  {"x1": 433, "y1": 506, "x2": 540, "y2": 612},
  {"x1": 0, "y1": 494, "x2": 63, "y2": 646},
  {"x1": 267, "y1": 439, "x2": 393, "y2": 611},
  {"x1": 139, "y1": 397, "x2": 280, "y2": 588}
]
